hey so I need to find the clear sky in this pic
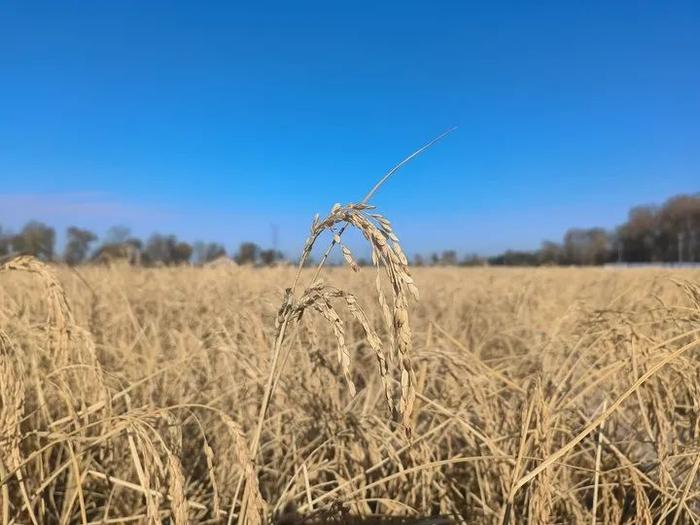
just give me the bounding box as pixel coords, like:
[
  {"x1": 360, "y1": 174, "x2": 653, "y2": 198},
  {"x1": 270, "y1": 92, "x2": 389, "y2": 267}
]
[{"x1": 1, "y1": 1, "x2": 698, "y2": 257}]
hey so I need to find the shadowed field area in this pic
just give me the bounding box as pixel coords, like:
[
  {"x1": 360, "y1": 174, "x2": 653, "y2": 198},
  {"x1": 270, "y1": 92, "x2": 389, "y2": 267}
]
[{"x1": 1, "y1": 264, "x2": 700, "y2": 523}]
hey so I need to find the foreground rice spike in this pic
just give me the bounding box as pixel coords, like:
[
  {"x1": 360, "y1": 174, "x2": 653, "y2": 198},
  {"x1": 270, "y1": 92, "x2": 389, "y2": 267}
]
[
  {"x1": 283, "y1": 203, "x2": 418, "y2": 427},
  {"x1": 224, "y1": 415, "x2": 265, "y2": 525},
  {"x1": 292, "y1": 284, "x2": 394, "y2": 411},
  {"x1": 244, "y1": 131, "x2": 454, "y2": 523},
  {"x1": 243, "y1": 202, "x2": 420, "y2": 523},
  {"x1": 1, "y1": 255, "x2": 76, "y2": 366}
]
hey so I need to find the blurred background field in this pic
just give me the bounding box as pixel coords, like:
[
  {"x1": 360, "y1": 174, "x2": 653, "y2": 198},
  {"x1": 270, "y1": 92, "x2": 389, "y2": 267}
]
[{"x1": 2, "y1": 264, "x2": 699, "y2": 523}]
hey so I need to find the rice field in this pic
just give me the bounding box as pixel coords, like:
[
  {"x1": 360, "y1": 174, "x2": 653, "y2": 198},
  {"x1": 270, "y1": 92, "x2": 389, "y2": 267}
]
[{"x1": 2, "y1": 253, "x2": 700, "y2": 524}]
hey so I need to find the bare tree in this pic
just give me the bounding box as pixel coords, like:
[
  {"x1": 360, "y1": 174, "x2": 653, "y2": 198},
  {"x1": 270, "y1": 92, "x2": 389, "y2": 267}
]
[
  {"x1": 538, "y1": 241, "x2": 562, "y2": 265},
  {"x1": 440, "y1": 250, "x2": 458, "y2": 266},
  {"x1": 193, "y1": 242, "x2": 227, "y2": 265},
  {"x1": 657, "y1": 194, "x2": 700, "y2": 262},
  {"x1": 260, "y1": 249, "x2": 284, "y2": 266},
  {"x1": 0, "y1": 226, "x2": 11, "y2": 257},
  {"x1": 563, "y1": 228, "x2": 610, "y2": 265},
  {"x1": 105, "y1": 225, "x2": 132, "y2": 245},
  {"x1": 235, "y1": 242, "x2": 260, "y2": 265},
  {"x1": 12, "y1": 221, "x2": 55, "y2": 261},
  {"x1": 64, "y1": 227, "x2": 98, "y2": 265},
  {"x1": 145, "y1": 234, "x2": 192, "y2": 266}
]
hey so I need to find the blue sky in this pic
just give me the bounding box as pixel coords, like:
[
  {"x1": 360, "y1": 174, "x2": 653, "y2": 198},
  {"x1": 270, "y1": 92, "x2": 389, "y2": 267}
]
[{"x1": 1, "y1": 1, "x2": 698, "y2": 257}]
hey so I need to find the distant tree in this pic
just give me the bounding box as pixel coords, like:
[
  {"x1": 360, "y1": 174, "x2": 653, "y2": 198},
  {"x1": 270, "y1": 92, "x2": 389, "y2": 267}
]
[
  {"x1": 105, "y1": 225, "x2": 132, "y2": 245},
  {"x1": 656, "y1": 194, "x2": 700, "y2": 262},
  {"x1": 617, "y1": 206, "x2": 658, "y2": 262},
  {"x1": 93, "y1": 237, "x2": 142, "y2": 265},
  {"x1": 563, "y1": 228, "x2": 610, "y2": 265},
  {"x1": 538, "y1": 241, "x2": 562, "y2": 265},
  {"x1": 125, "y1": 237, "x2": 143, "y2": 251},
  {"x1": 260, "y1": 248, "x2": 284, "y2": 266},
  {"x1": 440, "y1": 250, "x2": 458, "y2": 266},
  {"x1": 489, "y1": 250, "x2": 539, "y2": 266},
  {"x1": 235, "y1": 242, "x2": 260, "y2": 265},
  {"x1": 4, "y1": 190, "x2": 697, "y2": 269},
  {"x1": 144, "y1": 234, "x2": 192, "y2": 266},
  {"x1": 144, "y1": 234, "x2": 170, "y2": 265},
  {"x1": 12, "y1": 221, "x2": 55, "y2": 260},
  {"x1": 413, "y1": 254, "x2": 425, "y2": 267},
  {"x1": 171, "y1": 241, "x2": 193, "y2": 265},
  {"x1": 0, "y1": 226, "x2": 11, "y2": 257},
  {"x1": 64, "y1": 227, "x2": 98, "y2": 265},
  {"x1": 461, "y1": 253, "x2": 485, "y2": 266},
  {"x1": 193, "y1": 242, "x2": 227, "y2": 265},
  {"x1": 93, "y1": 226, "x2": 144, "y2": 264}
]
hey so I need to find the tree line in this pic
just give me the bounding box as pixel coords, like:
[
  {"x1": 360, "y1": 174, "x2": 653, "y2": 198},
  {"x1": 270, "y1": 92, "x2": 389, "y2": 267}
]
[
  {"x1": 417, "y1": 192, "x2": 700, "y2": 266},
  {"x1": 1, "y1": 192, "x2": 697, "y2": 267},
  {"x1": 0, "y1": 224, "x2": 283, "y2": 266}
]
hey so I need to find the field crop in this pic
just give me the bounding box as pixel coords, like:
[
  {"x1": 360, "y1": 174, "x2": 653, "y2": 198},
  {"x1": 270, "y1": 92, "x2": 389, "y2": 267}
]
[{"x1": 1, "y1": 256, "x2": 700, "y2": 523}]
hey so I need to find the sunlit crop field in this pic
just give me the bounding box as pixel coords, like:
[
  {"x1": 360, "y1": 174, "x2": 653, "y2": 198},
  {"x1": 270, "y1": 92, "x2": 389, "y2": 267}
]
[{"x1": 1, "y1": 263, "x2": 699, "y2": 523}]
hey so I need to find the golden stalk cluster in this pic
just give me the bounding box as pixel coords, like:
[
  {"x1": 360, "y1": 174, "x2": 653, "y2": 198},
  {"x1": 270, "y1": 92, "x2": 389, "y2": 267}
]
[{"x1": 2, "y1": 252, "x2": 700, "y2": 523}]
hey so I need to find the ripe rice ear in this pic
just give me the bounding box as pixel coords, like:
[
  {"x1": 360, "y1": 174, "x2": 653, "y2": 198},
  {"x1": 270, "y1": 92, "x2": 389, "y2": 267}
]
[{"x1": 0, "y1": 256, "x2": 107, "y2": 402}]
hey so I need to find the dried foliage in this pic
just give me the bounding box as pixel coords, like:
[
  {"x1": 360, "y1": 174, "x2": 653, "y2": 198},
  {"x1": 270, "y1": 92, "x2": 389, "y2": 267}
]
[{"x1": 1, "y1": 252, "x2": 700, "y2": 523}]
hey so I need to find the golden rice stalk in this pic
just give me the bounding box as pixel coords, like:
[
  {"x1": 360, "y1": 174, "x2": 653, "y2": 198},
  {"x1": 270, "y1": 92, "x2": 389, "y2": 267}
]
[
  {"x1": 527, "y1": 379, "x2": 554, "y2": 524},
  {"x1": 222, "y1": 416, "x2": 265, "y2": 525},
  {"x1": 166, "y1": 452, "x2": 189, "y2": 525},
  {"x1": 333, "y1": 233, "x2": 360, "y2": 272},
  {"x1": 293, "y1": 284, "x2": 393, "y2": 412},
  {"x1": 0, "y1": 330, "x2": 24, "y2": 464},
  {"x1": 0, "y1": 330, "x2": 41, "y2": 525},
  {"x1": 0, "y1": 256, "x2": 107, "y2": 401},
  {"x1": 1, "y1": 255, "x2": 74, "y2": 366},
  {"x1": 203, "y1": 441, "x2": 221, "y2": 517},
  {"x1": 127, "y1": 422, "x2": 164, "y2": 524},
  {"x1": 292, "y1": 203, "x2": 418, "y2": 430},
  {"x1": 376, "y1": 273, "x2": 395, "y2": 360},
  {"x1": 294, "y1": 282, "x2": 355, "y2": 396}
]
